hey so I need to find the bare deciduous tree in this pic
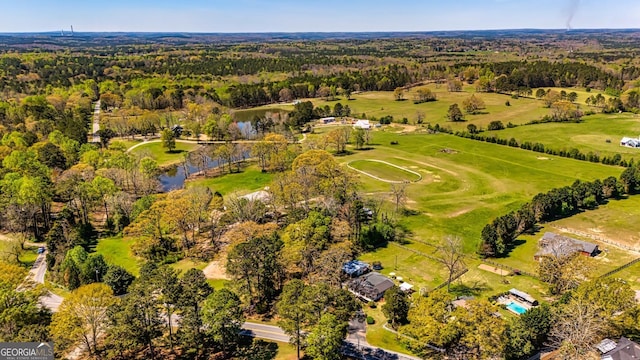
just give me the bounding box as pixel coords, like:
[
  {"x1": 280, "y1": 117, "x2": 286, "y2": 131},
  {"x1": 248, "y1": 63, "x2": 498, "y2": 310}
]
[
  {"x1": 390, "y1": 182, "x2": 408, "y2": 213},
  {"x1": 547, "y1": 298, "x2": 605, "y2": 360},
  {"x1": 436, "y1": 235, "x2": 466, "y2": 292}
]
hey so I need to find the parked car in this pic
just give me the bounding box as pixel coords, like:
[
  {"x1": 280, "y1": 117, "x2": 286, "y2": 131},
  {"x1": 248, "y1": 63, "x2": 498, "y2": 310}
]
[{"x1": 37, "y1": 247, "x2": 45, "y2": 254}]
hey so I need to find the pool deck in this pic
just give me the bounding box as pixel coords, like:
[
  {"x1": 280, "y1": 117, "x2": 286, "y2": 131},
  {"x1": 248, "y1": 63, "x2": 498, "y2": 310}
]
[{"x1": 497, "y1": 295, "x2": 534, "y2": 315}]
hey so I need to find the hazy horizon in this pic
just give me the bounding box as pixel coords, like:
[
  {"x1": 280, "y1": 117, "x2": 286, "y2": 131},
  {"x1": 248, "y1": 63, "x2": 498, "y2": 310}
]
[{"x1": 1, "y1": 0, "x2": 639, "y2": 33}]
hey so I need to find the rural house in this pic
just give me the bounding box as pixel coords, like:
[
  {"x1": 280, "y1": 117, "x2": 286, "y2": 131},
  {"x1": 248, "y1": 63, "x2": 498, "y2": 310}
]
[
  {"x1": 534, "y1": 232, "x2": 599, "y2": 261},
  {"x1": 597, "y1": 337, "x2": 640, "y2": 360},
  {"x1": 347, "y1": 272, "x2": 394, "y2": 301}
]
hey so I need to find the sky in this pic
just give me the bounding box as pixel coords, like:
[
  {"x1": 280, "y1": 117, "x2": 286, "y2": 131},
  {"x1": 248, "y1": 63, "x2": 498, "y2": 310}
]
[{"x1": 0, "y1": 0, "x2": 639, "y2": 33}]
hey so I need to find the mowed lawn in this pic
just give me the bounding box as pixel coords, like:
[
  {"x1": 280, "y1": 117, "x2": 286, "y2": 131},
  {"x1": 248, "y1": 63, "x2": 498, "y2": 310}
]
[
  {"x1": 130, "y1": 141, "x2": 201, "y2": 166},
  {"x1": 488, "y1": 113, "x2": 640, "y2": 161},
  {"x1": 95, "y1": 236, "x2": 209, "y2": 277},
  {"x1": 186, "y1": 165, "x2": 274, "y2": 196},
  {"x1": 95, "y1": 236, "x2": 140, "y2": 275},
  {"x1": 349, "y1": 159, "x2": 421, "y2": 183}
]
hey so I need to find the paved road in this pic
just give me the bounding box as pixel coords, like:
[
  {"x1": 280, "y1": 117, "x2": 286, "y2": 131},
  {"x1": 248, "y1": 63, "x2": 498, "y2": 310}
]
[
  {"x1": 241, "y1": 320, "x2": 421, "y2": 360},
  {"x1": 241, "y1": 322, "x2": 290, "y2": 343},
  {"x1": 29, "y1": 250, "x2": 63, "y2": 312},
  {"x1": 92, "y1": 100, "x2": 100, "y2": 143}
]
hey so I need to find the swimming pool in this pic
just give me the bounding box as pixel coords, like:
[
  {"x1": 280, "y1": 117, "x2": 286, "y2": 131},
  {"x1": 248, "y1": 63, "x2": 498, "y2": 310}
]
[{"x1": 506, "y1": 301, "x2": 527, "y2": 315}]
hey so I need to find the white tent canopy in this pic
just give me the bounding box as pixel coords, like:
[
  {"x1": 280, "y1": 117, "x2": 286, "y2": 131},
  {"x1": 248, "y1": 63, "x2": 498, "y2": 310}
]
[{"x1": 399, "y1": 283, "x2": 413, "y2": 292}]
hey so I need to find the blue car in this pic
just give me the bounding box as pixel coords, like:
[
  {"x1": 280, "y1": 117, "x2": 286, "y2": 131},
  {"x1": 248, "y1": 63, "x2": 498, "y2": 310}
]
[{"x1": 37, "y1": 247, "x2": 45, "y2": 254}]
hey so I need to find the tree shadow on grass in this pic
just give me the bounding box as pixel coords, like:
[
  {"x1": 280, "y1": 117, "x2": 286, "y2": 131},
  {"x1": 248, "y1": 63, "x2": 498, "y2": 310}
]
[
  {"x1": 450, "y1": 281, "x2": 491, "y2": 297},
  {"x1": 165, "y1": 149, "x2": 188, "y2": 155},
  {"x1": 497, "y1": 238, "x2": 527, "y2": 258},
  {"x1": 334, "y1": 150, "x2": 355, "y2": 157}
]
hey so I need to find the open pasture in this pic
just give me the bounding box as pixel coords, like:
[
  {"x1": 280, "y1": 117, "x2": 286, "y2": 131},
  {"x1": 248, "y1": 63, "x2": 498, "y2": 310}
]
[
  {"x1": 236, "y1": 86, "x2": 612, "y2": 131},
  {"x1": 335, "y1": 130, "x2": 634, "y2": 298},
  {"x1": 340, "y1": 131, "x2": 622, "y2": 251},
  {"x1": 487, "y1": 113, "x2": 640, "y2": 161}
]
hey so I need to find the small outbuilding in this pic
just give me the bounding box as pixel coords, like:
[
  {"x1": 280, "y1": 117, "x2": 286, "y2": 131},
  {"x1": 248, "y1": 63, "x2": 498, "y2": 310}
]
[
  {"x1": 399, "y1": 282, "x2": 414, "y2": 293},
  {"x1": 320, "y1": 117, "x2": 336, "y2": 124},
  {"x1": 342, "y1": 260, "x2": 370, "y2": 277},
  {"x1": 508, "y1": 288, "x2": 538, "y2": 306},
  {"x1": 353, "y1": 119, "x2": 371, "y2": 130}
]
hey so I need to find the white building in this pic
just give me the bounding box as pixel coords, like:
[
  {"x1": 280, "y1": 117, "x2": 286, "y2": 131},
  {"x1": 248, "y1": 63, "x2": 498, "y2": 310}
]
[
  {"x1": 353, "y1": 119, "x2": 371, "y2": 130},
  {"x1": 620, "y1": 137, "x2": 640, "y2": 148},
  {"x1": 320, "y1": 117, "x2": 335, "y2": 124}
]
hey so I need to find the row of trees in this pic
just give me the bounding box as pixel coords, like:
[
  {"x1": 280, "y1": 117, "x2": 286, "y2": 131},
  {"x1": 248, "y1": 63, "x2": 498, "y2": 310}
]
[
  {"x1": 478, "y1": 172, "x2": 626, "y2": 257},
  {"x1": 457, "y1": 130, "x2": 633, "y2": 167}
]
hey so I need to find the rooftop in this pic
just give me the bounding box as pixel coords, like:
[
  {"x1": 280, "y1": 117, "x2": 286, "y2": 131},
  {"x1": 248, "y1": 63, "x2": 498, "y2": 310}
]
[
  {"x1": 535, "y1": 232, "x2": 598, "y2": 258},
  {"x1": 600, "y1": 337, "x2": 640, "y2": 360},
  {"x1": 347, "y1": 272, "x2": 394, "y2": 301},
  {"x1": 342, "y1": 260, "x2": 370, "y2": 276},
  {"x1": 509, "y1": 288, "x2": 536, "y2": 304}
]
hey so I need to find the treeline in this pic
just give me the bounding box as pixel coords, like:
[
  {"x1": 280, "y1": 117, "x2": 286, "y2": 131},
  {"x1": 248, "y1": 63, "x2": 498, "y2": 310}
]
[
  {"x1": 0, "y1": 52, "x2": 363, "y2": 91},
  {"x1": 226, "y1": 64, "x2": 413, "y2": 107},
  {"x1": 455, "y1": 131, "x2": 633, "y2": 168},
  {"x1": 478, "y1": 168, "x2": 633, "y2": 257},
  {"x1": 483, "y1": 61, "x2": 624, "y2": 92}
]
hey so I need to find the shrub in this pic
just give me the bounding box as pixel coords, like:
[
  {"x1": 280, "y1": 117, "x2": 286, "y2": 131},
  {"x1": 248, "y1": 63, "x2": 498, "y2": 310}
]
[
  {"x1": 368, "y1": 301, "x2": 376, "y2": 309},
  {"x1": 487, "y1": 120, "x2": 505, "y2": 131},
  {"x1": 366, "y1": 316, "x2": 375, "y2": 324}
]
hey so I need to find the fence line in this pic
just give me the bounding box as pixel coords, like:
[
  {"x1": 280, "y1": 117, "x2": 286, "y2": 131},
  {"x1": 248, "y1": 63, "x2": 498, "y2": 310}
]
[
  {"x1": 389, "y1": 242, "x2": 440, "y2": 262},
  {"x1": 480, "y1": 259, "x2": 539, "y2": 279},
  {"x1": 600, "y1": 258, "x2": 640, "y2": 279},
  {"x1": 552, "y1": 226, "x2": 640, "y2": 254},
  {"x1": 432, "y1": 268, "x2": 469, "y2": 292}
]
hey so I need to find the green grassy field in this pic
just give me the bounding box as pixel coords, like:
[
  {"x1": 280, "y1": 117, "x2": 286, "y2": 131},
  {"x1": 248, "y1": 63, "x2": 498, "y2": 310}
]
[
  {"x1": 349, "y1": 160, "x2": 422, "y2": 183},
  {"x1": 236, "y1": 85, "x2": 610, "y2": 131},
  {"x1": 488, "y1": 113, "x2": 640, "y2": 161},
  {"x1": 94, "y1": 236, "x2": 209, "y2": 276},
  {"x1": 111, "y1": 139, "x2": 142, "y2": 150},
  {"x1": 95, "y1": 236, "x2": 140, "y2": 275},
  {"x1": 542, "y1": 196, "x2": 640, "y2": 251},
  {"x1": 130, "y1": 141, "x2": 201, "y2": 166},
  {"x1": 321, "y1": 129, "x2": 631, "y2": 301},
  {"x1": 274, "y1": 341, "x2": 300, "y2": 360},
  {"x1": 541, "y1": 87, "x2": 614, "y2": 105},
  {"x1": 186, "y1": 165, "x2": 274, "y2": 196},
  {"x1": 341, "y1": 131, "x2": 622, "y2": 249},
  {"x1": 365, "y1": 306, "x2": 417, "y2": 356}
]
